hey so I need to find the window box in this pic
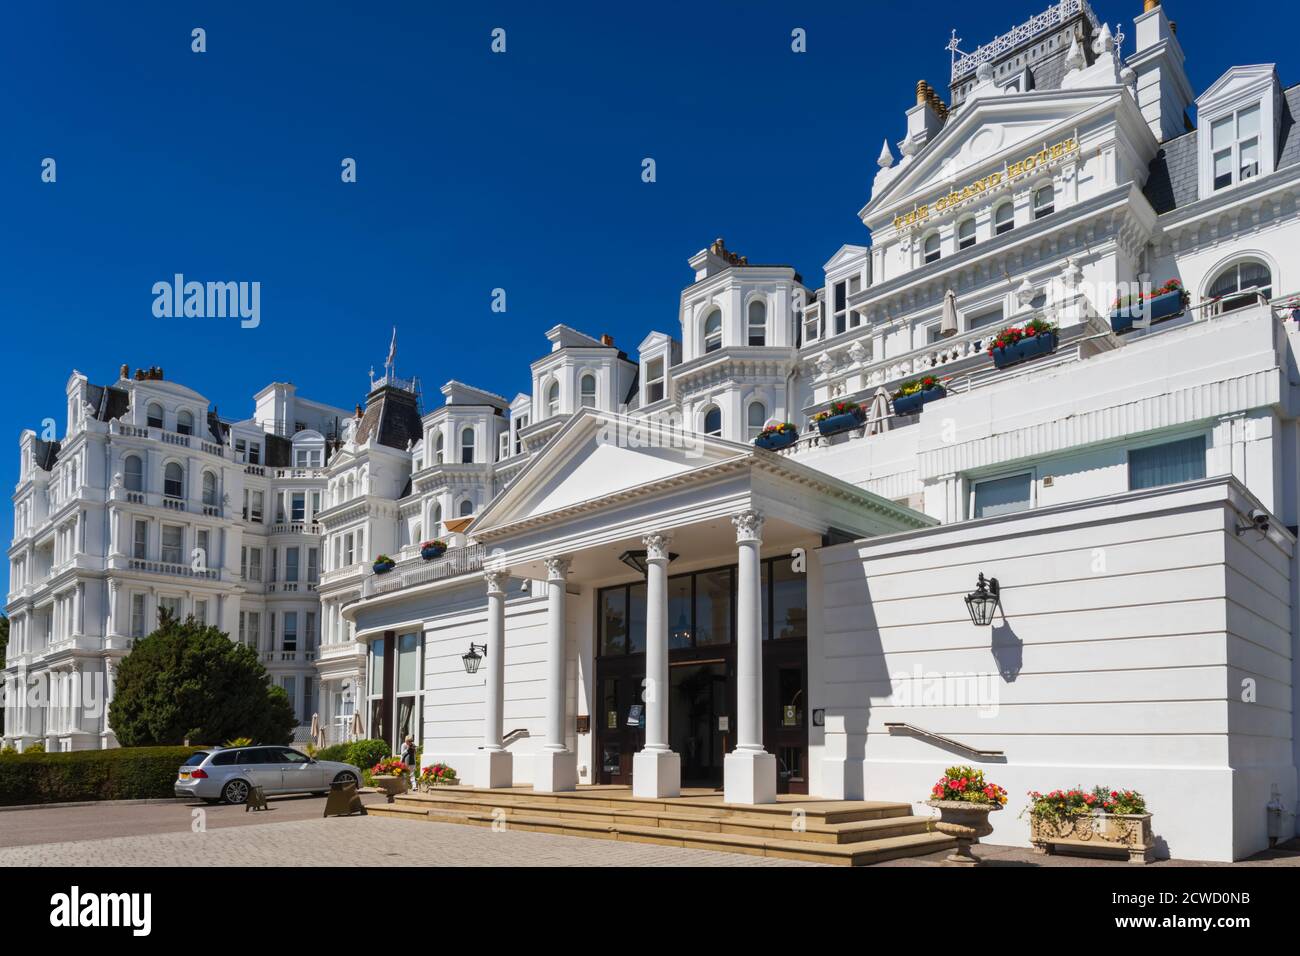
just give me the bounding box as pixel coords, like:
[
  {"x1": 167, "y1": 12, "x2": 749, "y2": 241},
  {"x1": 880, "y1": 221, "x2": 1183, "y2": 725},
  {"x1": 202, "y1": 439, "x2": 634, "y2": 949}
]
[
  {"x1": 753, "y1": 424, "x2": 798, "y2": 451},
  {"x1": 419, "y1": 540, "x2": 447, "y2": 561},
  {"x1": 1110, "y1": 282, "x2": 1189, "y2": 334},
  {"x1": 891, "y1": 376, "x2": 947, "y2": 416},
  {"x1": 372, "y1": 556, "x2": 396, "y2": 575},
  {"x1": 812, "y1": 403, "x2": 865, "y2": 438},
  {"x1": 988, "y1": 321, "x2": 1058, "y2": 370}
]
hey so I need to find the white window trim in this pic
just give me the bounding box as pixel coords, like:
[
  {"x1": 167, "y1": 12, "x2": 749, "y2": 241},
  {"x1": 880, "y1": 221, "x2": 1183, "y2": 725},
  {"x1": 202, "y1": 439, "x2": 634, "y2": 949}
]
[{"x1": 968, "y1": 468, "x2": 1036, "y2": 521}]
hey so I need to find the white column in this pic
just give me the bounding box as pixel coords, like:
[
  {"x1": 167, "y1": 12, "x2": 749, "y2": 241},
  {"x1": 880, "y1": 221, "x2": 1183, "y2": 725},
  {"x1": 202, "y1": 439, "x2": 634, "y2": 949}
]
[
  {"x1": 724, "y1": 509, "x2": 777, "y2": 804},
  {"x1": 474, "y1": 568, "x2": 513, "y2": 788},
  {"x1": 107, "y1": 580, "x2": 120, "y2": 637},
  {"x1": 633, "y1": 532, "x2": 681, "y2": 798},
  {"x1": 534, "y1": 556, "x2": 577, "y2": 792}
]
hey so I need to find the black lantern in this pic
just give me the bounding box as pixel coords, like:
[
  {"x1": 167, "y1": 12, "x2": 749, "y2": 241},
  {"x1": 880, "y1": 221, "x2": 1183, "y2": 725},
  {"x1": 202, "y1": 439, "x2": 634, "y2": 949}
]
[
  {"x1": 964, "y1": 573, "x2": 1001, "y2": 627},
  {"x1": 461, "y1": 643, "x2": 487, "y2": 675},
  {"x1": 618, "y1": 548, "x2": 677, "y2": 575}
]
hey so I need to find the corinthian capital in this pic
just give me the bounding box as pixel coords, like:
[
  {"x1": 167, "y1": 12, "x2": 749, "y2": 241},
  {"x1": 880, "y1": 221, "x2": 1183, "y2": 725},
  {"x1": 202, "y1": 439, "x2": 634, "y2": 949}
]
[
  {"x1": 543, "y1": 556, "x2": 571, "y2": 581},
  {"x1": 642, "y1": 531, "x2": 674, "y2": 564},
  {"x1": 484, "y1": 569, "x2": 508, "y2": 595},
  {"x1": 731, "y1": 509, "x2": 764, "y2": 544}
]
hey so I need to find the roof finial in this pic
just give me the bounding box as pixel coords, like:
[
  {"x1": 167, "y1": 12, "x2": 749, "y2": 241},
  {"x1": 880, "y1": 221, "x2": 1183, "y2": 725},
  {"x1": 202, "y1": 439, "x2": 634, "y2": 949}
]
[{"x1": 877, "y1": 139, "x2": 895, "y2": 169}]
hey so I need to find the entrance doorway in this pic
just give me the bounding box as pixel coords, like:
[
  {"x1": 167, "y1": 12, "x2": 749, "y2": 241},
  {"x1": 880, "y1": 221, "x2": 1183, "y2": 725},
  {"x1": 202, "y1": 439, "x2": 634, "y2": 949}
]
[{"x1": 669, "y1": 660, "x2": 728, "y2": 788}]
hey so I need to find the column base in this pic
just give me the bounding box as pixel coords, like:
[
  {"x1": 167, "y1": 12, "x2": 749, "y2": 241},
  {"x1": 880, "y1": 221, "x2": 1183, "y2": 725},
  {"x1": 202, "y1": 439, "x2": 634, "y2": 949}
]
[
  {"x1": 631, "y1": 749, "x2": 681, "y2": 799},
  {"x1": 473, "y1": 749, "x2": 514, "y2": 789},
  {"x1": 532, "y1": 749, "x2": 577, "y2": 793},
  {"x1": 724, "y1": 750, "x2": 777, "y2": 805}
]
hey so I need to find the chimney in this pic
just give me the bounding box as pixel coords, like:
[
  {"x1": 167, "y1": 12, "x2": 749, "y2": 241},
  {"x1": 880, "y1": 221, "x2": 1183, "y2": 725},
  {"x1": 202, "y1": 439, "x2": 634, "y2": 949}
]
[
  {"x1": 600, "y1": 334, "x2": 614, "y2": 347},
  {"x1": 119, "y1": 363, "x2": 130, "y2": 379},
  {"x1": 1128, "y1": 0, "x2": 1193, "y2": 142},
  {"x1": 906, "y1": 80, "x2": 947, "y2": 150}
]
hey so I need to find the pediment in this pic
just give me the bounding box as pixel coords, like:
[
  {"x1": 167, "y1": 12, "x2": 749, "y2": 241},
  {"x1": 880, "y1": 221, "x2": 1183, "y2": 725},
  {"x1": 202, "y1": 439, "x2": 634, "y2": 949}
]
[
  {"x1": 473, "y1": 410, "x2": 752, "y2": 533},
  {"x1": 863, "y1": 89, "x2": 1122, "y2": 224},
  {"x1": 1196, "y1": 64, "x2": 1277, "y2": 109}
]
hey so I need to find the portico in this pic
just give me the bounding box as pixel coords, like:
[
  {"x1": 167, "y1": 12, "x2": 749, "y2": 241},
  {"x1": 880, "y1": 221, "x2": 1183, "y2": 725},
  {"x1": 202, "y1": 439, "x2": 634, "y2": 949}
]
[{"x1": 466, "y1": 410, "x2": 931, "y2": 803}]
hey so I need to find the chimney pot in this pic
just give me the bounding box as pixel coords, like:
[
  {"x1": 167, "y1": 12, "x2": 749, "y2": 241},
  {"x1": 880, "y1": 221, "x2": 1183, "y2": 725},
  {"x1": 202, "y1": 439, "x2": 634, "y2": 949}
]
[{"x1": 600, "y1": 334, "x2": 614, "y2": 347}]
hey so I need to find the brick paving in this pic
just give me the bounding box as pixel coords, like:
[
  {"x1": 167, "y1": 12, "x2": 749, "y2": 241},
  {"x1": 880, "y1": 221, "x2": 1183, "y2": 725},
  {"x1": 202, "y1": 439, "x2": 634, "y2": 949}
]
[{"x1": 0, "y1": 814, "x2": 817, "y2": 867}]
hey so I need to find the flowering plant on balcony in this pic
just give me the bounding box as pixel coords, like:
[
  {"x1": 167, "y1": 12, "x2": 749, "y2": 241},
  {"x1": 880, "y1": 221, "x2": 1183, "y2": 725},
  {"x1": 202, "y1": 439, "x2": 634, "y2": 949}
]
[
  {"x1": 985, "y1": 318, "x2": 1057, "y2": 356},
  {"x1": 419, "y1": 539, "x2": 448, "y2": 560},
  {"x1": 372, "y1": 554, "x2": 396, "y2": 574},
  {"x1": 810, "y1": 401, "x2": 864, "y2": 425},
  {"x1": 419, "y1": 762, "x2": 459, "y2": 786},
  {"x1": 892, "y1": 374, "x2": 943, "y2": 400},
  {"x1": 370, "y1": 758, "x2": 409, "y2": 777},
  {"x1": 1026, "y1": 786, "x2": 1147, "y2": 820},
  {"x1": 929, "y1": 765, "x2": 1009, "y2": 806},
  {"x1": 1111, "y1": 277, "x2": 1187, "y2": 311},
  {"x1": 758, "y1": 422, "x2": 796, "y2": 437}
]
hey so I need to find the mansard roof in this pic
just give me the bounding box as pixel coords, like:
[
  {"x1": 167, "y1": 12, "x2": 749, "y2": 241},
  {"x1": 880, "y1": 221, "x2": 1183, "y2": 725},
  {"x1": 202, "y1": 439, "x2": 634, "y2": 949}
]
[
  {"x1": 355, "y1": 384, "x2": 423, "y2": 451},
  {"x1": 33, "y1": 438, "x2": 61, "y2": 471},
  {"x1": 83, "y1": 382, "x2": 130, "y2": 423}
]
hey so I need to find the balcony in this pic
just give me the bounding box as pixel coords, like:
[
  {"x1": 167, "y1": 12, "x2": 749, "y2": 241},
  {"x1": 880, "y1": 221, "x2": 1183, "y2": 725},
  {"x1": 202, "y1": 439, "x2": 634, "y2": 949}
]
[
  {"x1": 320, "y1": 561, "x2": 367, "y2": 587},
  {"x1": 269, "y1": 521, "x2": 322, "y2": 535},
  {"x1": 365, "y1": 543, "x2": 487, "y2": 597},
  {"x1": 127, "y1": 558, "x2": 219, "y2": 580}
]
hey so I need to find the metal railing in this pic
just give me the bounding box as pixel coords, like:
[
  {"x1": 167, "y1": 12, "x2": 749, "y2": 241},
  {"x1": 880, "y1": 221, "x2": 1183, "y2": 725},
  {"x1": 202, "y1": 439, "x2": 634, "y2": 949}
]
[
  {"x1": 884, "y1": 722, "x2": 1005, "y2": 759},
  {"x1": 369, "y1": 543, "x2": 488, "y2": 595}
]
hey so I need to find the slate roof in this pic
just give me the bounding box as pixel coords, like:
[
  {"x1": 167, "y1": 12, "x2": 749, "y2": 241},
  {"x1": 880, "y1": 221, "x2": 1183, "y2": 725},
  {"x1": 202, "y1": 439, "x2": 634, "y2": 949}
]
[
  {"x1": 84, "y1": 382, "x2": 130, "y2": 423},
  {"x1": 33, "y1": 439, "x2": 61, "y2": 471},
  {"x1": 1145, "y1": 82, "x2": 1299, "y2": 215},
  {"x1": 355, "y1": 384, "x2": 423, "y2": 452}
]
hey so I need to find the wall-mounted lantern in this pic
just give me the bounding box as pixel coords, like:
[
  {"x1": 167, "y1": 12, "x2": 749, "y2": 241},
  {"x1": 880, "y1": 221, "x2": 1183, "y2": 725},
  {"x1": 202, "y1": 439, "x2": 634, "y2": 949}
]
[
  {"x1": 964, "y1": 573, "x2": 1001, "y2": 627},
  {"x1": 461, "y1": 642, "x2": 488, "y2": 675}
]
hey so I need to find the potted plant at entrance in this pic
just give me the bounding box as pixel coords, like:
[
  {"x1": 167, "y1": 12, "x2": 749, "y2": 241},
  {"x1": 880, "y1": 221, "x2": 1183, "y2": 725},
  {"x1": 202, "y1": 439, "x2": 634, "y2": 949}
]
[
  {"x1": 812, "y1": 401, "x2": 866, "y2": 437},
  {"x1": 1110, "y1": 278, "x2": 1189, "y2": 334},
  {"x1": 925, "y1": 765, "x2": 1008, "y2": 866},
  {"x1": 419, "y1": 761, "x2": 459, "y2": 789},
  {"x1": 891, "y1": 374, "x2": 947, "y2": 416},
  {"x1": 753, "y1": 422, "x2": 798, "y2": 451},
  {"x1": 1025, "y1": 786, "x2": 1155, "y2": 863},
  {"x1": 988, "y1": 318, "x2": 1058, "y2": 369},
  {"x1": 419, "y1": 539, "x2": 447, "y2": 561},
  {"x1": 369, "y1": 757, "x2": 410, "y2": 800},
  {"x1": 372, "y1": 554, "x2": 396, "y2": 574}
]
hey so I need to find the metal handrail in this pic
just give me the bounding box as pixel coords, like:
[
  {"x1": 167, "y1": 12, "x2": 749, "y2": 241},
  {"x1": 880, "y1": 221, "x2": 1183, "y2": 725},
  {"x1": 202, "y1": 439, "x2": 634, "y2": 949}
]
[{"x1": 884, "y1": 722, "x2": 1005, "y2": 758}]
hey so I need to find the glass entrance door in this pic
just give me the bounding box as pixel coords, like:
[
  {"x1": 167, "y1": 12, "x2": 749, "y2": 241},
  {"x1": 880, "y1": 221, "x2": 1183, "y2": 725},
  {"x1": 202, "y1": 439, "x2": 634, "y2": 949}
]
[
  {"x1": 763, "y1": 643, "x2": 808, "y2": 794},
  {"x1": 669, "y1": 660, "x2": 729, "y2": 789}
]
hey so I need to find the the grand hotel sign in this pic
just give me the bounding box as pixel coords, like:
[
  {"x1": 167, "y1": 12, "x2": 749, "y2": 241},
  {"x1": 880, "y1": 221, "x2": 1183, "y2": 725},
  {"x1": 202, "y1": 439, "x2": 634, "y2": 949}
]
[{"x1": 892, "y1": 136, "x2": 1079, "y2": 231}]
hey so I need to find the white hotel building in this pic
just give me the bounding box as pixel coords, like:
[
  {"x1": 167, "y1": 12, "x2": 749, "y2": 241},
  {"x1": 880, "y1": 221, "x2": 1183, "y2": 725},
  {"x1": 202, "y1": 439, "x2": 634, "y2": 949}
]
[{"x1": 7, "y1": 0, "x2": 1300, "y2": 860}]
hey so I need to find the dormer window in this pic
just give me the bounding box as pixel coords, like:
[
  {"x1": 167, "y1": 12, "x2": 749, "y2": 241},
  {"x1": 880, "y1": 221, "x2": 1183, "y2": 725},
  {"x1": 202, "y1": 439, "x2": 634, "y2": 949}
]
[
  {"x1": 703, "y1": 309, "x2": 723, "y2": 353},
  {"x1": 957, "y1": 218, "x2": 977, "y2": 250},
  {"x1": 747, "y1": 300, "x2": 767, "y2": 346},
  {"x1": 923, "y1": 233, "x2": 941, "y2": 264},
  {"x1": 994, "y1": 201, "x2": 1015, "y2": 236},
  {"x1": 644, "y1": 358, "x2": 665, "y2": 404},
  {"x1": 579, "y1": 373, "x2": 597, "y2": 408},
  {"x1": 546, "y1": 380, "x2": 561, "y2": 417},
  {"x1": 1211, "y1": 105, "x2": 1261, "y2": 191},
  {"x1": 1033, "y1": 185, "x2": 1055, "y2": 220}
]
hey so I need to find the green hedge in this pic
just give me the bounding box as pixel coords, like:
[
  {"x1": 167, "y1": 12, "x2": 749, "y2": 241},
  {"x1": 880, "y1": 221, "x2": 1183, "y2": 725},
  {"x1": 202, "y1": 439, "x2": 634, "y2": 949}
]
[
  {"x1": 0, "y1": 745, "x2": 210, "y2": 806},
  {"x1": 314, "y1": 738, "x2": 391, "y2": 771}
]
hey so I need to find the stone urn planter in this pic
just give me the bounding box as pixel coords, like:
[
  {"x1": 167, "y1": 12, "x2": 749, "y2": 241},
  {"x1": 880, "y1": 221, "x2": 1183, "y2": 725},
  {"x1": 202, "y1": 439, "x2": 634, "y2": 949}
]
[
  {"x1": 370, "y1": 774, "x2": 409, "y2": 801},
  {"x1": 1029, "y1": 812, "x2": 1155, "y2": 864},
  {"x1": 926, "y1": 800, "x2": 1002, "y2": 866}
]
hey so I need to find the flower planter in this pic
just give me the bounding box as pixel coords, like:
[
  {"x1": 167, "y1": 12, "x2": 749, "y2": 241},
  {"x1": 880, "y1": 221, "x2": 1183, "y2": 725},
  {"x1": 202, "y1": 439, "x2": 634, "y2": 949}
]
[
  {"x1": 754, "y1": 429, "x2": 798, "y2": 451},
  {"x1": 815, "y1": 410, "x2": 865, "y2": 438},
  {"x1": 419, "y1": 776, "x2": 460, "y2": 790},
  {"x1": 991, "y1": 330, "x2": 1057, "y2": 369},
  {"x1": 1110, "y1": 289, "x2": 1188, "y2": 334},
  {"x1": 1029, "y1": 812, "x2": 1155, "y2": 864},
  {"x1": 926, "y1": 800, "x2": 1002, "y2": 866},
  {"x1": 420, "y1": 545, "x2": 446, "y2": 561},
  {"x1": 370, "y1": 774, "x2": 409, "y2": 802},
  {"x1": 892, "y1": 385, "x2": 946, "y2": 416},
  {"x1": 372, "y1": 560, "x2": 395, "y2": 575}
]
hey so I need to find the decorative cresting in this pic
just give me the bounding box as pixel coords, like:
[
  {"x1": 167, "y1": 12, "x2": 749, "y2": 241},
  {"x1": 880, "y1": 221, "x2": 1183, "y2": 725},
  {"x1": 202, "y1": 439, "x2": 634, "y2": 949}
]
[
  {"x1": 950, "y1": 0, "x2": 1100, "y2": 83},
  {"x1": 731, "y1": 509, "x2": 765, "y2": 544}
]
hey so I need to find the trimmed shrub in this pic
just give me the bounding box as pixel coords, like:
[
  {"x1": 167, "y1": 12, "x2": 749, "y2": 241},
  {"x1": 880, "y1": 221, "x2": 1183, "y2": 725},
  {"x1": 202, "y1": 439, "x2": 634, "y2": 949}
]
[
  {"x1": 314, "y1": 743, "x2": 352, "y2": 764},
  {"x1": 0, "y1": 745, "x2": 211, "y2": 806},
  {"x1": 346, "y1": 738, "x2": 390, "y2": 771}
]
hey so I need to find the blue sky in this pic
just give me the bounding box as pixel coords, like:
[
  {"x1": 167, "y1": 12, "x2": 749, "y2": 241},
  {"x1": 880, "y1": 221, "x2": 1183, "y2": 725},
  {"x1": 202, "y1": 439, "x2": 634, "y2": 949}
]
[{"x1": 0, "y1": 1, "x2": 1294, "y2": 596}]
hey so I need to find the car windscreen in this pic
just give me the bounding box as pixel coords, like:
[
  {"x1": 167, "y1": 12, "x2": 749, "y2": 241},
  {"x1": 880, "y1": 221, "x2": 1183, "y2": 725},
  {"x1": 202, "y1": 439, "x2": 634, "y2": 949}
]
[{"x1": 182, "y1": 752, "x2": 209, "y2": 767}]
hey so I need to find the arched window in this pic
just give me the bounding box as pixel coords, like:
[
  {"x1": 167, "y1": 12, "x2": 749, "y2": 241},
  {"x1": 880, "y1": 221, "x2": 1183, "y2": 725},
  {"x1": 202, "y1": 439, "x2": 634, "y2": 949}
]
[
  {"x1": 703, "y1": 308, "x2": 723, "y2": 353},
  {"x1": 747, "y1": 300, "x2": 767, "y2": 346},
  {"x1": 458, "y1": 498, "x2": 474, "y2": 517},
  {"x1": 547, "y1": 380, "x2": 561, "y2": 417},
  {"x1": 994, "y1": 202, "x2": 1015, "y2": 236},
  {"x1": 146, "y1": 403, "x2": 164, "y2": 429},
  {"x1": 703, "y1": 406, "x2": 722, "y2": 437},
  {"x1": 176, "y1": 410, "x2": 194, "y2": 436},
  {"x1": 957, "y1": 218, "x2": 977, "y2": 250},
  {"x1": 201, "y1": 471, "x2": 217, "y2": 506},
  {"x1": 579, "y1": 373, "x2": 597, "y2": 408},
  {"x1": 460, "y1": 427, "x2": 475, "y2": 464},
  {"x1": 434, "y1": 434, "x2": 444, "y2": 465},
  {"x1": 923, "y1": 233, "x2": 941, "y2": 264},
  {"x1": 1033, "y1": 185, "x2": 1055, "y2": 219},
  {"x1": 124, "y1": 454, "x2": 144, "y2": 492},
  {"x1": 1208, "y1": 259, "x2": 1272, "y2": 314},
  {"x1": 411, "y1": 523, "x2": 422, "y2": 546},
  {"x1": 747, "y1": 401, "x2": 767, "y2": 441},
  {"x1": 163, "y1": 462, "x2": 184, "y2": 499},
  {"x1": 432, "y1": 503, "x2": 443, "y2": 531}
]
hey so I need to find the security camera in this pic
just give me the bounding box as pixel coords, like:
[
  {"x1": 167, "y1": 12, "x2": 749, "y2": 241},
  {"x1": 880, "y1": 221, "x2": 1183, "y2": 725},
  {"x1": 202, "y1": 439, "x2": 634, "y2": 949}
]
[{"x1": 1237, "y1": 508, "x2": 1270, "y2": 537}]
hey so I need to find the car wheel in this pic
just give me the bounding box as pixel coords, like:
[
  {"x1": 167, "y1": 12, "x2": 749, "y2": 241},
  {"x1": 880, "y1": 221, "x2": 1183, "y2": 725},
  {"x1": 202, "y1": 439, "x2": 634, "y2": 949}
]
[
  {"x1": 222, "y1": 779, "x2": 251, "y2": 805},
  {"x1": 333, "y1": 771, "x2": 359, "y2": 789}
]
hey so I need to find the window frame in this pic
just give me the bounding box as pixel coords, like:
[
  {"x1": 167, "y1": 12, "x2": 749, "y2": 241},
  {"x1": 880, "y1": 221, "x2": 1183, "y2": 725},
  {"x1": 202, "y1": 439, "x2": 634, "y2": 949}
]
[
  {"x1": 993, "y1": 201, "x2": 1015, "y2": 236},
  {"x1": 703, "y1": 308, "x2": 723, "y2": 353},
  {"x1": 1033, "y1": 184, "x2": 1055, "y2": 220},
  {"x1": 969, "y1": 469, "x2": 1035, "y2": 520},
  {"x1": 922, "y1": 232, "x2": 941, "y2": 264}
]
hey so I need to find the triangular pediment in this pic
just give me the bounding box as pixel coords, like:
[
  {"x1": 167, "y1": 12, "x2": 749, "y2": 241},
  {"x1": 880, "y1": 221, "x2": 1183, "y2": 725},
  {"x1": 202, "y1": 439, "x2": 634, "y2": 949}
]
[
  {"x1": 473, "y1": 410, "x2": 753, "y2": 533},
  {"x1": 1196, "y1": 64, "x2": 1278, "y2": 109},
  {"x1": 823, "y1": 244, "x2": 868, "y2": 273},
  {"x1": 862, "y1": 88, "x2": 1125, "y2": 224}
]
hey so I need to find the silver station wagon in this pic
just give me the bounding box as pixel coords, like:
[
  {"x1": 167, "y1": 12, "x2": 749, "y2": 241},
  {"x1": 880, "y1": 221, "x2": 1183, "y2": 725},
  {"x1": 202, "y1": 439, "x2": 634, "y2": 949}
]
[{"x1": 174, "y1": 745, "x2": 363, "y2": 804}]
